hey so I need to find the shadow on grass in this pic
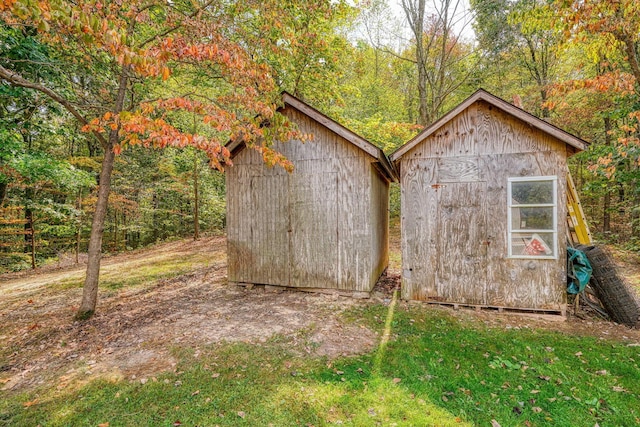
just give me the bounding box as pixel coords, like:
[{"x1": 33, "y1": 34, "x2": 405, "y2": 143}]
[{"x1": 269, "y1": 290, "x2": 468, "y2": 426}]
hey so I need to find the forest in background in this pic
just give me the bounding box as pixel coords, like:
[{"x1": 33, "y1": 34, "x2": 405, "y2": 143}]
[{"x1": 2, "y1": 0, "x2": 640, "y2": 276}]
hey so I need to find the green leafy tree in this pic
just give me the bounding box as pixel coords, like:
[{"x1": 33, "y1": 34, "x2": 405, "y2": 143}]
[
  {"x1": 471, "y1": 0, "x2": 563, "y2": 116},
  {"x1": 0, "y1": 0, "x2": 307, "y2": 318},
  {"x1": 550, "y1": 0, "x2": 640, "y2": 239}
]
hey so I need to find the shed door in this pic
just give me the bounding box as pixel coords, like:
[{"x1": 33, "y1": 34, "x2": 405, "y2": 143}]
[
  {"x1": 249, "y1": 175, "x2": 290, "y2": 286},
  {"x1": 289, "y1": 172, "x2": 338, "y2": 288},
  {"x1": 435, "y1": 182, "x2": 487, "y2": 305}
]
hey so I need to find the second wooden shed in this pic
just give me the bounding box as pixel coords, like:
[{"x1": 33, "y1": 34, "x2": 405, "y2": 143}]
[
  {"x1": 226, "y1": 93, "x2": 396, "y2": 295},
  {"x1": 390, "y1": 89, "x2": 588, "y2": 313}
]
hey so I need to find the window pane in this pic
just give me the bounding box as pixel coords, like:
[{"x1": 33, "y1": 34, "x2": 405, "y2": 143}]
[
  {"x1": 511, "y1": 181, "x2": 553, "y2": 205},
  {"x1": 511, "y1": 207, "x2": 554, "y2": 230},
  {"x1": 511, "y1": 232, "x2": 555, "y2": 257}
]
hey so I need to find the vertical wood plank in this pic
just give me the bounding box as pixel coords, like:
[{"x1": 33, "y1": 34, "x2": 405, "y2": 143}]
[
  {"x1": 289, "y1": 172, "x2": 338, "y2": 288},
  {"x1": 411, "y1": 105, "x2": 478, "y2": 158},
  {"x1": 228, "y1": 102, "x2": 388, "y2": 293},
  {"x1": 400, "y1": 158, "x2": 438, "y2": 300},
  {"x1": 436, "y1": 181, "x2": 487, "y2": 304},
  {"x1": 482, "y1": 151, "x2": 566, "y2": 309},
  {"x1": 336, "y1": 141, "x2": 371, "y2": 291},
  {"x1": 369, "y1": 166, "x2": 390, "y2": 289},
  {"x1": 248, "y1": 175, "x2": 290, "y2": 286},
  {"x1": 226, "y1": 150, "x2": 254, "y2": 283}
]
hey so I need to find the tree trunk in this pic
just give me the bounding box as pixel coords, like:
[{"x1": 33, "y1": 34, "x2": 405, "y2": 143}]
[
  {"x1": 603, "y1": 189, "x2": 611, "y2": 233},
  {"x1": 23, "y1": 187, "x2": 35, "y2": 268},
  {"x1": 77, "y1": 145, "x2": 115, "y2": 318},
  {"x1": 152, "y1": 192, "x2": 159, "y2": 242},
  {"x1": 414, "y1": 0, "x2": 429, "y2": 126},
  {"x1": 417, "y1": 61, "x2": 429, "y2": 125},
  {"x1": 124, "y1": 212, "x2": 128, "y2": 249},
  {"x1": 540, "y1": 88, "x2": 550, "y2": 118},
  {"x1": 194, "y1": 152, "x2": 200, "y2": 240},
  {"x1": 402, "y1": 0, "x2": 427, "y2": 125},
  {"x1": 618, "y1": 183, "x2": 625, "y2": 204},
  {"x1": 0, "y1": 182, "x2": 7, "y2": 206},
  {"x1": 633, "y1": 191, "x2": 640, "y2": 238},
  {"x1": 577, "y1": 159, "x2": 583, "y2": 189},
  {"x1": 87, "y1": 139, "x2": 99, "y2": 158},
  {"x1": 603, "y1": 116, "x2": 612, "y2": 233},
  {"x1": 402, "y1": 0, "x2": 471, "y2": 126},
  {"x1": 75, "y1": 190, "x2": 82, "y2": 264},
  {"x1": 76, "y1": 66, "x2": 129, "y2": 320},
  {"x1": 75, "y1": 224, "x2": 81, "y2": 264},
  {"x1": 30, "y1": 214, "x2": 35, "y2": 269},
  {"x1": 24, "y1": 205, "x2": 36, "y2": 269},
  {"x1": 115, "y1": 211, "x2": 119, "y2": 251}
]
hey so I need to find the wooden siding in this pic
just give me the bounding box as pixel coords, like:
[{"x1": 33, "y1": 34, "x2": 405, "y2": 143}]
[
  {"x1": 400, "y1": 100, "x2": 568, "y2": 310},
  {"x1": 226, "y1": 106, "x2": 389, "y2": 292},
  {"x1": 436, "y1": 181, "x2": 487, "y2": 304},
  {"x1": 370, "y1": 167, "x2": 390, "y2": 287},
  {"x1": 390, "y1": 89, "x2": 588, "y2": 161},
  {"x1": 401, "y1": 158, "x2": 438, "y2": 301}
]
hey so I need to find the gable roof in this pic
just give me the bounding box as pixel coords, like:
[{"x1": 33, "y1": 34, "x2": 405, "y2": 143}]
[
  {"x1": 226, "y1": 92, "x2": 397, "y2": 182},
  {"x1": 389, "y1": 89, "x2": 589, "y2": 162}
]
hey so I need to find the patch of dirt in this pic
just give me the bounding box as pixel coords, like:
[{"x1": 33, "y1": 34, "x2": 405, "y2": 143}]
[
  {"x1": 374, "y1": 270, "x2": 401, "y2": 295},
  {"x1": 307, "y1": 319, "x2": 378, "y2": 359},
  {"x1": 0, "y1": 236, "x2": 378, "y2": 392}
]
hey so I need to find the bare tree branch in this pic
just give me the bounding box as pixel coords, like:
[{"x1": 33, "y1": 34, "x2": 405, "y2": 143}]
[{"x1": 0, "y1": 64, "x2": 108, "y2": 147}]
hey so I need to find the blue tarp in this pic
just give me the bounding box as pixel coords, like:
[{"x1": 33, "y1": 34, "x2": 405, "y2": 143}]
[{"x1": 567, "y1": 246, "x2": 592, "y2": 294}]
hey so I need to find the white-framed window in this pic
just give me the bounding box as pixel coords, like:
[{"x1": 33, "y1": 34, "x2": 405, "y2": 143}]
[{"x1": 507, "y1": 176, "x2": 557, "y2": 259}]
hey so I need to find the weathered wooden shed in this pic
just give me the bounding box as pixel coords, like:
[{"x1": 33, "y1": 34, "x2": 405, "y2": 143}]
[
  {"x1": 390, "y1": 89, "x2": 588, "y2": 314},
  {"x1": 226, "y1": 92, "x2": 396, "y2": 295}
]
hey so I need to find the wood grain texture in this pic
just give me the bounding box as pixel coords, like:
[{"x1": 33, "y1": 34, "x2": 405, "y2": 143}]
[
  {"x1": 404, "y1": 106, "x2": 479, "y2": 159},
  {"x1": 336, "y1": 140, "x2": 370, "y2": 291},
  {"x1": 429, "y1": 104, "x2": 478, "y2": 157},
  {"x1": 399, "y1": 100, "x2": 570, "y2": 310},
  {"x1": 390, "y1": 90, "x2": 587, "y2": 161},
  {"x1": 248, "y1": 175, "x2": 289, "y2": 286},
  {"x1": 437, "y1": 157, "x2": 479, "y2": 182},
  {"x1": 370, "y1": 167, "x2": 390, "y2": 287},
  {"x1": 481, "y1": 151, "x2": 567, "y2": 309},
  {"x1": 289, "y1": 172, "x2": 338, "y2": 288},
  {"x1": 282, "y1": 94, "x2": 380, "y2": 158},
  {"x1": 400, "y1": 158, "x2": 438, "y2": 300},
  {"x1": 226, "y1": 150, "x2": 252, "y2": 283},
  {"x1": 436, "y1": 182, "x2": 486, "y2": 304},
  {"x1": 226, "y1": 104, "x2": 389, "y2": 292},
  {"x1": 476, "y1": 101, "x2": 566, "y2": 156}
]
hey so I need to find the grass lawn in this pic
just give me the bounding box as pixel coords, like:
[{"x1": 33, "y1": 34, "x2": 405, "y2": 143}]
[{"x1": 2, "y1": 294, "x2": 638, "y2": 426}]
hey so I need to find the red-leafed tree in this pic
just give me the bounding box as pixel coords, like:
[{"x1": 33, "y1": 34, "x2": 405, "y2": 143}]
[
  {"x1": 550, "y1": 1, "x2": 640, "y2": 236},
  {"x1": 0, "y1": 0, "x2": 305, "y2": 318},
  {"x1": 554, "y1": 0, "x2": 640, "y2": 150}
]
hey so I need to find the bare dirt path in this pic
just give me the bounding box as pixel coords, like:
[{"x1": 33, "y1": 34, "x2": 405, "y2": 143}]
[{"x1": 0, "y1": 236, "x2": 378, "y2": 392}]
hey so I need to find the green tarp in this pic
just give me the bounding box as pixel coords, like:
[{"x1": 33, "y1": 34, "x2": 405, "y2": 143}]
[{"x1": 567, "y1": 246, "x2": 592, "y2": 294}]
